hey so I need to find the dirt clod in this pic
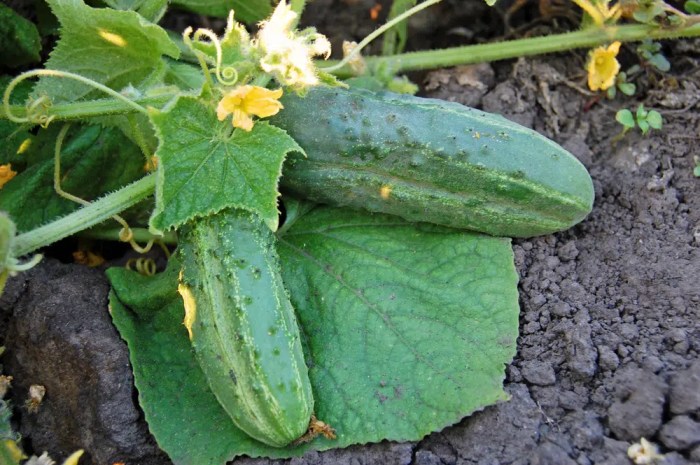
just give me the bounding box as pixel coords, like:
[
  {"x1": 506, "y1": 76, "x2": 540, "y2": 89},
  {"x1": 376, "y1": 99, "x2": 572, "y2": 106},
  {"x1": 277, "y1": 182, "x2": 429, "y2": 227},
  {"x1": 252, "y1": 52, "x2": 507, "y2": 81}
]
[
  {"x1": 660, "y1": 416, "x2": 700, "y2": 451},
  {"x1": 669, "y1": 360, "x2": 700, "y2": 415},
  {"x1": 607, "y1": 367, "x2": 667, "y2": 441},
  {"x1": 3, "y1": 259, "x2": 168, "y2": 465},
  {"x1": 521, "y1": 360, "x2": 557, "y2": 386}
]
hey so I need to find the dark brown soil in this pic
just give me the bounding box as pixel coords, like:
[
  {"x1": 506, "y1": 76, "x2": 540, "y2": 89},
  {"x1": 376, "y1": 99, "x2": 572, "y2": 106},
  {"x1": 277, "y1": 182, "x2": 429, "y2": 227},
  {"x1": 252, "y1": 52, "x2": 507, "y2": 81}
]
[{"x1": 1, "y1": 1, "x2": 699, "y2": 464}]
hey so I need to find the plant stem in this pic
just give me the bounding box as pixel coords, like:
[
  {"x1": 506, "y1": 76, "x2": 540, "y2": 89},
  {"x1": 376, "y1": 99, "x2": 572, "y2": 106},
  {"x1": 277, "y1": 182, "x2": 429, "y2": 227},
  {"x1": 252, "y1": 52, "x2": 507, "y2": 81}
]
[
  {"x1": 3, "y1": 70, "x2": 149, "y2": 125},
  {"x1": 324, "y1": 23, "x2": 700, "y2": 77},
  {"x1": 12, "y1": 175, "x2": 156, "y2": 257},
  {"x1": 81, "y1": 227, "x2": 177, "y2": 245},
  {"x1": 1, "y1": 94, "x2": 175, "y2": 122}
]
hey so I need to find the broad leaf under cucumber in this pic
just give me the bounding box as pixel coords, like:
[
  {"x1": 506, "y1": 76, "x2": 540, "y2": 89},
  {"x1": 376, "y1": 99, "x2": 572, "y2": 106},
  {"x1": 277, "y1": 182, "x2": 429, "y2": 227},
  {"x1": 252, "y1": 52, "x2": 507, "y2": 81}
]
[
  {"x1": 271, "y1": 87, "x2": 594, "y2": 238},
  {"x1": 177, "y1": 208, "x2": 313, "y2": 447}
]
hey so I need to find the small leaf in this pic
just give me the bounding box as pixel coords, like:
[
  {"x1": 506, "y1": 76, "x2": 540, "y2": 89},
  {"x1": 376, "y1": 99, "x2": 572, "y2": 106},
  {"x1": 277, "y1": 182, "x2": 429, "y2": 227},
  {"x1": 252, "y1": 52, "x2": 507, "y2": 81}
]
[
  {"x1": 637, "y1": 38, "x2": 659, "y2": 56},
  {"x1": 0, "y1": 4, "x2": 41, "y2": 68},
  {"x1": 636, "y1": 104, "x2": 648, "y2": 119},
  {"x1": 33, "y1": 0, "x2": 179, "y2": 103},
  {"x1": 638, "y1": 119, "x2": 650, "y2": 135},
  {"x1": 633, "y1": 3, "x2": 665, "y2": 23},
  {"x1": 693, "y1": 165, "x2": 700, "y2": 177},
  {"x1": 648, "y1": 53, "x2": 671, "y2": 72},
  {"x1": 148, "y1": 96, "x2": 303, "y2": 233},
  {"x1": 616, "y1": 109, "x2": 635, "y2": 129},
  {"x1": 646, "y1": 110, "x2": 663, "y2": 129},
  {"x1": 618, "y1": 82, "x2": 636, "y2": 96}
]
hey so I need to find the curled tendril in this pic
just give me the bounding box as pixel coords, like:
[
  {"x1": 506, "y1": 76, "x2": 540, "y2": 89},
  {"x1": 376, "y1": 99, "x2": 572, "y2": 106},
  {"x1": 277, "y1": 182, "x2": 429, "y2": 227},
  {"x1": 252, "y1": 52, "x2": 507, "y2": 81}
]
[
  {"x1": 183, "y1": 25, "x2": 238, "y2": 87},
  {"x1": 5, "y1": 254, "x2": 43, "y2": 274},
  {"x1": 220, "y1": 66, "x2": 239, "y2": 86},
  {"x1": 183, "y1": 26, "x2": 215, "y2": 89},
  {"x1": 126, "y1": 257, "x2": 157, "y2": 276},
  {"x1": 153, "y1": 238, "x2": 172, "y2": 259},
  {"x1": 118, "y1": 226, "x2": 156, "y2": 254},
  {"x1": 24, "y1": 96, "x2": 55, "y2": 128}
]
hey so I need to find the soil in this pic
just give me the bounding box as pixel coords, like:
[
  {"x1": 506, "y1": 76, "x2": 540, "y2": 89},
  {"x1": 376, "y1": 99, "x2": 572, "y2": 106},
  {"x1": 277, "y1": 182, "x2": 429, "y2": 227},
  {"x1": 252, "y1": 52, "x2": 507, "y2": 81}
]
[{"x1": 1, "y1": 1, "x2": 699, "y2": 464}]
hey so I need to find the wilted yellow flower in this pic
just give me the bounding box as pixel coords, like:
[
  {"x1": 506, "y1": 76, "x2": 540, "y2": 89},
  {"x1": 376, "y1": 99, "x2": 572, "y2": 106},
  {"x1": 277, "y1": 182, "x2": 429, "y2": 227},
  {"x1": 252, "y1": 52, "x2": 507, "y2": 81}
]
[
  {"x1": 62, "y1": 450, "x2": 85, "y2": 465},
  {"x1": 342, "y1": 41, "x2": 367, "y2": 75},
  {"x1": 216, "y1": 85, "x2": 284, "y2": 131},
  {"x1": 572, "y1": 0, "x2": 621, "y2": 26},
  {"x1": 255, "y1": 1, "x2": 331, "y2": 88},
  {"x1": 587, "y1": 41, "x2": 621, "y2": 91},
  {"x1": 73, "y1": 249, "x2": 105, "y2": 267},
  {"x1": 628, "y1": 438, "x2": 664, "y2": 464},
  {"x1": 0, "y1": 164, "x2": 17, "y2": 189}
]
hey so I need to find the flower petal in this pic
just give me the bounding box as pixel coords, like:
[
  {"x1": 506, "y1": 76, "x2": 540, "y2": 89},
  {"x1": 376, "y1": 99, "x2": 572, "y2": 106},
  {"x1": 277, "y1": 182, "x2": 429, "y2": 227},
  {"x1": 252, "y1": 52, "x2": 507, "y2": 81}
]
[{"x1": 232, "y1": 109, "x2": 255, "y2": 131}]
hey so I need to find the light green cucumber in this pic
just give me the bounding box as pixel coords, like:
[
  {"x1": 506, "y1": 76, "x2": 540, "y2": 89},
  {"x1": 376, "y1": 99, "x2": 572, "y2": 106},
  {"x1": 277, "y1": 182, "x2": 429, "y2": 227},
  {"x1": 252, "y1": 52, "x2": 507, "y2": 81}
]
[
  {"x1": 177, "y1": 208, "x2": 313, "y2": 447},
  {"x1": 271, "y1": 87, "x2": 594, "y2": 237}
]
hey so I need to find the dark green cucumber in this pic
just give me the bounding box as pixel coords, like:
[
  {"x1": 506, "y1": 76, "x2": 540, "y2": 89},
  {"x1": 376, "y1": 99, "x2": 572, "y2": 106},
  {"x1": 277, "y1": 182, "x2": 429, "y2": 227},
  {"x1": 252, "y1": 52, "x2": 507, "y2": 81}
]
[
  {"x1": 177, "y1": 208, "x2": 313, "y2": 447},
  {"x1": 271, "y1": 87, "x2": 594, "y2": 237}
]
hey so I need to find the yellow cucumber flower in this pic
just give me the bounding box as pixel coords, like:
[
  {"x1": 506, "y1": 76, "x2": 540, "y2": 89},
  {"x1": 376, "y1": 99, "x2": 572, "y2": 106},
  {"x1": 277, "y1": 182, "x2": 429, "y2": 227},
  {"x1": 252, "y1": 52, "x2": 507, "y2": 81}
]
[
  {"x1": 255, "y1": 1, "x2": 331, "y2": 88},
  {"x1": 587, "y1": 41, "x2": 622, "y2": 91},
  {"x1": 0, "y1": 164, "x2": 17, "y2": 189},
  {"x1": 216, "y1": 85, "x2": 284, "y2": 131}
]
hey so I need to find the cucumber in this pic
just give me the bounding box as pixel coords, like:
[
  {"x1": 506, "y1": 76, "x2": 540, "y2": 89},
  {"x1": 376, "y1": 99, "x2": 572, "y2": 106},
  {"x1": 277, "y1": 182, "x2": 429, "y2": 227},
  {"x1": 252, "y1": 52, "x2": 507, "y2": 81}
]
[
  {"x1": 271, "y1": 87, "x2": 594, "y2": 237},
  {"x1": 177, "y1": 208, "x2": 313, "y2": 447}
]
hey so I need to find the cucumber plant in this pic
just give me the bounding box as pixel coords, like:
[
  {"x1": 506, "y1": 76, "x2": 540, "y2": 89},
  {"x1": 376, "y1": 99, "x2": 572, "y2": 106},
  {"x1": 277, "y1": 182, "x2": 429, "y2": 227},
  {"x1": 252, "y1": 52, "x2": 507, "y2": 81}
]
[{"x1": 2, "y1": 0, "x2": 697, "y2": 462}]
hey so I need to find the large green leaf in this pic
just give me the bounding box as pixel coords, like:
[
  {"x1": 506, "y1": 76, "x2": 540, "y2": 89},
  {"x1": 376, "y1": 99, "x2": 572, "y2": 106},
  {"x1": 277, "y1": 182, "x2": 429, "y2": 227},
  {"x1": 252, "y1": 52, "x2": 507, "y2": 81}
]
[
  {"x1": 0, "y1": 4, "x2": 41, "y2": 68},
  {"x1": 108, "y1": 206, "x2": 519, "y2": 464},
  {"x1": 278, "y1": 207, "x2": 519, "y2": 443},
  {"x1": 170, "y1": 0, "x2": 272, "y2": 23},
  {"x1": 0, "y1": 125, "x2": 146, "y2": 233},
  {"x1": 33, "y1": 0, "x2": 179, "y2": 103},
  {"x1": 148, "y1": 96, "x2": 303, "y2": 233}
]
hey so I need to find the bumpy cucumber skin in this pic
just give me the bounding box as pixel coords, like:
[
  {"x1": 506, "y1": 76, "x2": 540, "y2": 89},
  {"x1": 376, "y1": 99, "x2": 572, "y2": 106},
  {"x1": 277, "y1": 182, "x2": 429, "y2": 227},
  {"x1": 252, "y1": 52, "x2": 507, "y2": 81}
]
[
  {"x1": 178, "y1": 209, "x2": 313, "y2": 447},
  {"x1": 271, "y1": 87, "x2": 594, "y2": 237}
]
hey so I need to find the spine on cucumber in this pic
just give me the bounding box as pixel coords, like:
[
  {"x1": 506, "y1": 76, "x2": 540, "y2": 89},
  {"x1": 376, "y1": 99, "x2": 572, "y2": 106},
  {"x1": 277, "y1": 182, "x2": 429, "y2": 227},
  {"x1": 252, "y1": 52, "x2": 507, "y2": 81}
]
[
  {"x1": 177, "y1": 208, "x2": 313, "y2": 447},
  {"x1": 271, "y1": 87, "x2": 594, "y2": 238}
]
